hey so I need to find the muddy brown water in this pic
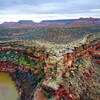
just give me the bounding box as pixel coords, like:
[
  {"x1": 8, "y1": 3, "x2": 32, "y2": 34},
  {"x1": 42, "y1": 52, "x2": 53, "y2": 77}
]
[{"x1": 0, "y1": 72, "x2": 19, "y2": 100}]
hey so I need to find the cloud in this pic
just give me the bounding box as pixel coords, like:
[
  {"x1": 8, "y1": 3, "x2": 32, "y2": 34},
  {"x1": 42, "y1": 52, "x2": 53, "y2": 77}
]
[
  {"x1": 0, "y1": 0, "x2": 99, "y2": 23},
  {"x1": 0, "y1": 0, "x2": 100, "y2": 14},
  {"x1": 90, "y1": 9, "x2": 100, "y2": 12},
  {"x1": 0, "y1": 12, "x2": 99, "y2": 24}
]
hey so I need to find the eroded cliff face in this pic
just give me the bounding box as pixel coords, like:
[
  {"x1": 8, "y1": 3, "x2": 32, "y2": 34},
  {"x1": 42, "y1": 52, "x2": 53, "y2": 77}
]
[
  {"x1": 0, "y1": 45, "x2": 46, "y2": 100},
  {"x1": 0, "y1": 33, "x2": 100, "y2": 100},
  {"x1": 41, "y1": 56, "x2": 98, "y2": 100},
  {"x1": 34, "y1": 34, "x2": 100, "y2": 100}
]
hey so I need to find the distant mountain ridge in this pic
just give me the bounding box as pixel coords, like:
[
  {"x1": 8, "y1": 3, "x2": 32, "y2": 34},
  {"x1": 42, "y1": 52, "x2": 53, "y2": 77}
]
[
  {"x1": 18, "y1": 20, "x2": 35, "y2": 24},
  {"x1": 67, "y1": 18, "x2": 100, "y2": 26},
  {"x1": 0, "y1": 22, "x2": 18, "y2": 27},
  {"x1": 41, "y1": 19, "x2": 76, "y2": 24},
  {"x1": 0, "y1": 17, "x2": 100, "y2": 28}
]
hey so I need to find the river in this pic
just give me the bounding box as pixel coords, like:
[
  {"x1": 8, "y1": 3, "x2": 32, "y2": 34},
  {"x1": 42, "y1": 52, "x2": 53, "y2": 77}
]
[{"x1": 0, "y1": 72, "x2": 19, "y2": 100}]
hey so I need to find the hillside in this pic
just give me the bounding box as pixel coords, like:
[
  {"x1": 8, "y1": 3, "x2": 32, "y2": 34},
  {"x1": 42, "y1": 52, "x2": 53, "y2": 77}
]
[
  {"x1": 67, "y1": 17, "x2": 100, "y2": 26},
  {"x1": 0, "y1": 26, "x2": 100, "y2": 44},
  {"x1": 0, "y1": 18, "x2": 100, "y2": 28},
  {"x1": 13, "y1": 26, "x2": 100, "y2": 44}
]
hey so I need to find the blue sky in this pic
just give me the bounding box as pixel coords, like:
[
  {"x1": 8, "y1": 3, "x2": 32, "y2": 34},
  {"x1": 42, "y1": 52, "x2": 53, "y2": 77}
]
[{"x1": 0, "y1": 0, "x2": 100, "y2": 23}]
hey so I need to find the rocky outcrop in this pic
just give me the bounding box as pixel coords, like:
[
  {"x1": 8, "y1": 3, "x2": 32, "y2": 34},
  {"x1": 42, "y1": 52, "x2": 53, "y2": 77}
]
[{"x1": 0, "y1": 33, "x2": 99, "y2": 100}]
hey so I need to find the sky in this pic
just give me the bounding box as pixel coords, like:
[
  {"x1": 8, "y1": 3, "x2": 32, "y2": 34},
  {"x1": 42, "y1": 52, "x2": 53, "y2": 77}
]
[{"x1": 0, "y1": 0, "x2": 100, "y2": 23}]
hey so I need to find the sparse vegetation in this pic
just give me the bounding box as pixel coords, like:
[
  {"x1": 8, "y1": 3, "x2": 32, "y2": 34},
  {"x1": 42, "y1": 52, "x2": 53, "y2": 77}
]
[{"x1": 0, "y1": 26, "x2": 100, "y2": 43}]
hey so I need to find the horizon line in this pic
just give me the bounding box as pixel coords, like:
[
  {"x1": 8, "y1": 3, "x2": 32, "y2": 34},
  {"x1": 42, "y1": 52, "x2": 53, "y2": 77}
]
[{"x1": 0, "y1": 17, "x2": 100, "y2": 24}]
